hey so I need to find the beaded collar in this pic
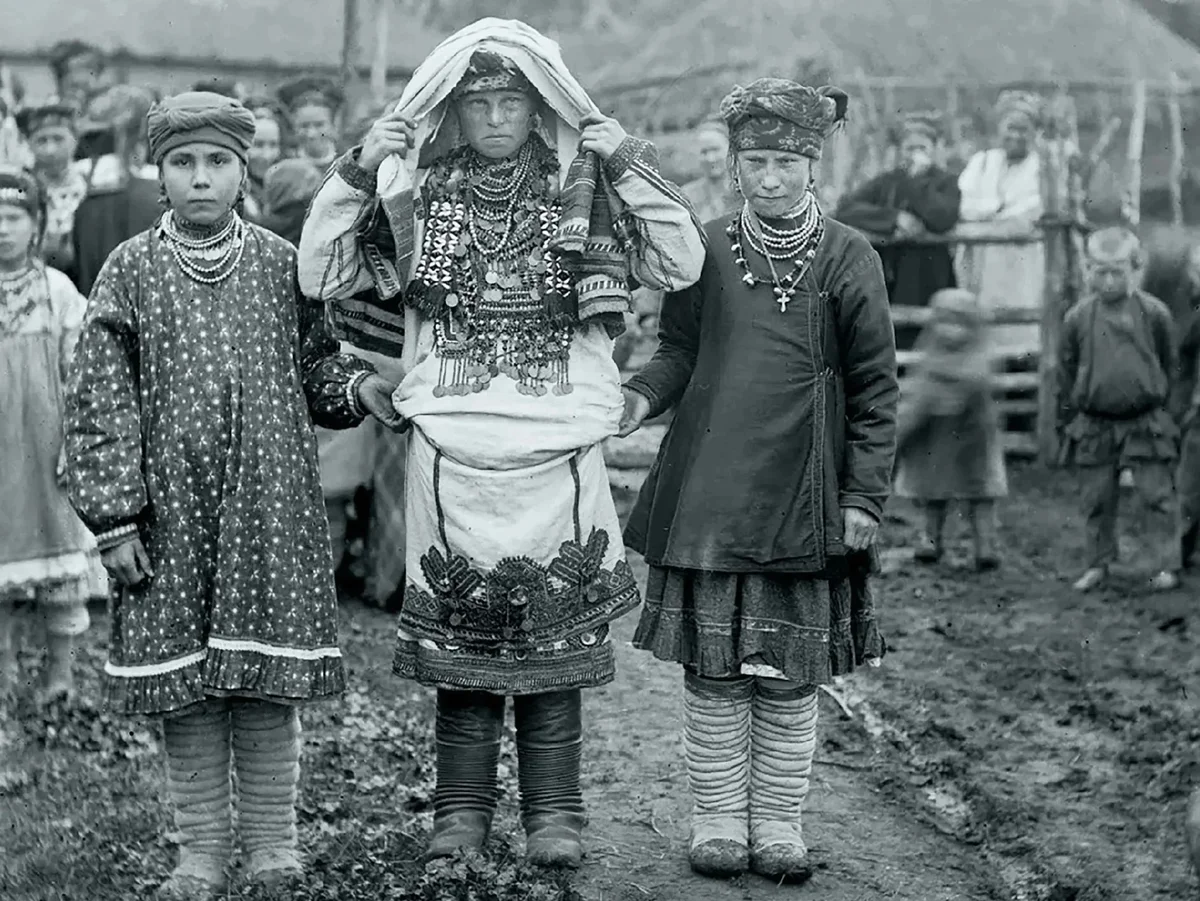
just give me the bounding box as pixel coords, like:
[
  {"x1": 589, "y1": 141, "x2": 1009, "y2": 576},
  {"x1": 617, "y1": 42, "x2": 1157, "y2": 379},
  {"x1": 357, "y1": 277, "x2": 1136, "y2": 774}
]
[{"x1": 161, "y1": 210, "x2": 246, "y2": 286}]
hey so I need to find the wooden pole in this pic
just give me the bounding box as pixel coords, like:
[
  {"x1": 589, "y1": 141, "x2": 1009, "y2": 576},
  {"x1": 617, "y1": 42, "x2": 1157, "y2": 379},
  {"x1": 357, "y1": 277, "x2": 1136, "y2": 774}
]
[
  {"x1": 1169, "y1": 72, "x2": 1186, "y2": 226},
  {"x1": 370, "y1": 0, "x2": 391, "y2": 105},
  {"x1": 341, "y1": 0, "x2": 361, "y2": 103},
  {"x1": 1125, "y1": 78, "x2": 1147, "y2": 227},
  {"x1": 1036, "y1": 94, "x2": 1081, "y2": 464}
]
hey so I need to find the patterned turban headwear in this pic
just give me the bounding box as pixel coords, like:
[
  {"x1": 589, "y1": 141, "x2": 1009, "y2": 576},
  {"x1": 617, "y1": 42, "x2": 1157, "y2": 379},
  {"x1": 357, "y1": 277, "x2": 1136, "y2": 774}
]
[
  {"x1": 719, "y1": 78, "x2": 849, "y2": 160},
  {"x1": 452, "y1": 50, "x2": 537, "y2": 99},
  {"x1": 0, "y1": 166, "x2": 44, "y2": 222},
  {"x1": 1086, "y1": 226, "x2": 1142, "y2": 267},
  {"x1": 146, "y1": 92, "x2": 257, "y2": 165},
  {"x1": 15, "y1": 99, "x2": 77, "y2": 138},
  {"x1": 995, "y1": 90, "x2": 1043, "y2": 130},
  {"x1": 898, "y1": 109, "x2": 944, "y2": 143}
]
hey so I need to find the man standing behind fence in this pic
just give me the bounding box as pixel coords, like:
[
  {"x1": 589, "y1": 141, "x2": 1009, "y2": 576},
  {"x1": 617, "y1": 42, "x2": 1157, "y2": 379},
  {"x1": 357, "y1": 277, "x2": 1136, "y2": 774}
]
[
  {"x1": 956, "y1": 91, "x2": 1045, "y2": 353},
  {"x1": 835, "y1": 111, "x2": 960, "y2": 314}
]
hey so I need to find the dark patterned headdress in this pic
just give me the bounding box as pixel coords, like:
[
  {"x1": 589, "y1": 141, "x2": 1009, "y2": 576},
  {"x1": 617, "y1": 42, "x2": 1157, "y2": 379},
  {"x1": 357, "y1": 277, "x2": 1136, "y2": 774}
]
[
  {"x1": 897, "y1": 109, "x2": 944, "y2": 143},
  {"x1": 146, "y1": 92, "x2": 257, "y2": 165},
  {"x1": 15, "y1": 98, "x2": 77, "y2": 138},
  {"x1": 719, "y1": 78, "x2": 848, "y2": 159},
  {"x1": 277, "y1": 75, "x2": 345, "y2": 116},
  {"x1": 452, "y1": 50, "x2": 536, "y2": 98},
  {"x1": 995, "y1": 90, "x2": 1042, "y2": 129}
]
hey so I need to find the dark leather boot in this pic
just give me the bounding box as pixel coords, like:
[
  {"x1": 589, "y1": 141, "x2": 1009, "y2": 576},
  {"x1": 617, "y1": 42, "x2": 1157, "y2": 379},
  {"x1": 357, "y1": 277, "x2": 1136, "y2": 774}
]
[
  {"x1": 513, "y1": 690, "x2": 585, "y2": 868},
  {"x1": 425, "y1": 690, "x2": 505, "y2": 861}
]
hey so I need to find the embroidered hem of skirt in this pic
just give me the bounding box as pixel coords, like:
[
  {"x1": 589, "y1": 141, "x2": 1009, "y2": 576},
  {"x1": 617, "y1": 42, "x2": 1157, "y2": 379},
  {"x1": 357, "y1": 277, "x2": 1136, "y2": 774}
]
[
  {"x1": 632, "y1": 566, "x2": 886, "y2": 685},
  {"x1": 393, "y1": 639, "x2": 619, "y2": 695},
  {"x1": 103, "y1": 641, "x2": 346, "y2": 716}
]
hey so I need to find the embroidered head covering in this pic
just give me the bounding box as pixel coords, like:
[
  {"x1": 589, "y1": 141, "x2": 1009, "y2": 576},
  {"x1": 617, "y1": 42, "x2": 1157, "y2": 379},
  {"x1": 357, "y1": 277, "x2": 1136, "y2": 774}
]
[
  {"x1": 0, "y1": 166, "x2": 44, "y2": 221},
  {"x1": 995, "y1": 90, "x2": 1042, "y2": 130},
  {"x1": 15, "y1": 99, "x2": 77, "y2": 138},
  {"x1": 146, "y1": 92, "x2": 257, "y2": 165},
  {"x1": 277, "y1": 75, "x2": 345, "y2": 116},
  {"x1": 719, "y1": 77, "x2": 848, "y2": 159},
  {"x1": 897, "y1": 109, "x2": 944, "y2": 143},
  {"x1": 1086, "y1": 226, "x2": 1142, "y2": 266},
  {"x1": 451, "y1": 49, "x2": 537, "y2": 98}
]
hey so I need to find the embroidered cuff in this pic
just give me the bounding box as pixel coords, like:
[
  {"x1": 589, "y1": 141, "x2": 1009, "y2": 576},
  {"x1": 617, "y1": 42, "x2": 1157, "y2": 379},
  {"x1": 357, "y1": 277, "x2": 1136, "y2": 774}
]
[
  {"x1": 96, "y1": 522, "x2": 140, "y2": 552},
  {"x1": 337, "y1": 148, "x2": 378, "y2": 195},
  {"x1": 603, "y1": 136, "x2": 659, "y2": 182},
  {"x1": 346, "y1": 369, "x2": 372, "y2": 419}
]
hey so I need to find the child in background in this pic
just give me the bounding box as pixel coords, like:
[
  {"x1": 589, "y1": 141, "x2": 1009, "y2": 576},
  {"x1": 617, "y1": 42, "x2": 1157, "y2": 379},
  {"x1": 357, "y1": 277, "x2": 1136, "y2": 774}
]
[
  {"x1": 1058, "y1": 227, "x2": 1180, "y2": 592},
  {"x1": 0, "y1": 167, "x2": 98, "y2": 700},
  {"x1": 895, "y1": 288, "x2": 1007, "y2": 569}
]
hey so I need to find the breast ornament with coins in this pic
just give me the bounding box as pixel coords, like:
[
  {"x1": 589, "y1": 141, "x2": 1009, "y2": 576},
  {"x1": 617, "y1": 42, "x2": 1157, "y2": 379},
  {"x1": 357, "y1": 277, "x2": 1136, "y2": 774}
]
[{"x1": 404, "y1": 133, "x2": 587, "y2": 398}]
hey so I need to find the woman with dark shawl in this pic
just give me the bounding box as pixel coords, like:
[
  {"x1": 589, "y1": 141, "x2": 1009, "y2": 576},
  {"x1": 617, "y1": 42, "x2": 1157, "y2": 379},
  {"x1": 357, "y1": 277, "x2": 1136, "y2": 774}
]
[
  {"x1": 620, "y1": 77, "x2": 897, "y2": 881},
  {"x1": 835, "y1": 110, "x2": 960, "y2": 313},
  {"x1": 64, "y1": 92, "x2": 386, "y2": 897},
  {"x1": 299, "y1": 18, "x2": 705, "y2": 867}
]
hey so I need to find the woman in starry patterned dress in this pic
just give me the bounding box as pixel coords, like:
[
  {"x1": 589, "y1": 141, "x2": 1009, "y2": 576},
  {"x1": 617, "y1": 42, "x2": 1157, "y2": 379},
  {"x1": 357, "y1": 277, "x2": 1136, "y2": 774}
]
[
  {"x1": 63, "y1": 92, "x2": 395, "y2": 899},
  {"x1": 299, "y1": 19, "x2": 706, "y2": 868}
]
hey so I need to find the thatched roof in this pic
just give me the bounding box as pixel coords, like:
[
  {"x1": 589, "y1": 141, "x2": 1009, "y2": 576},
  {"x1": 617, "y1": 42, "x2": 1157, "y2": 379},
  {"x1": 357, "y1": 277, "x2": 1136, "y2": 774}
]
[
  {"x1": 6, "y1": 0, "x2": 1200, "y2": 92},
  {"x1": 586, "y1": 0, "x2": 1200, "y2": 88},
  {"x1": 0, "y1": 0, "x2": 443, "y2": 72}
]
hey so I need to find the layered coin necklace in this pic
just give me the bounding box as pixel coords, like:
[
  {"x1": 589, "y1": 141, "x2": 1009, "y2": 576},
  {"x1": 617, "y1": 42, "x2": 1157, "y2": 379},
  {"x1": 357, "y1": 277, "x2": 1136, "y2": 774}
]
[
  {"x1": 728, "y1": 194, "x2": 824, "y2": 312},
  {"x1": 407, "y1": 136, "x2": 578, "y2": 398},
  {"x1": 162, "y1": 210, "x2": 246, "y2": 286}
]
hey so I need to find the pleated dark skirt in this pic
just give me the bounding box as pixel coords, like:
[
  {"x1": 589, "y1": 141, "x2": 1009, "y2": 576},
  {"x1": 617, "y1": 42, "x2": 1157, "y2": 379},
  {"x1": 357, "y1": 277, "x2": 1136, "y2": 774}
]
[{"x1": 632, "y1": 551, "x2": 886, "y2": 686}]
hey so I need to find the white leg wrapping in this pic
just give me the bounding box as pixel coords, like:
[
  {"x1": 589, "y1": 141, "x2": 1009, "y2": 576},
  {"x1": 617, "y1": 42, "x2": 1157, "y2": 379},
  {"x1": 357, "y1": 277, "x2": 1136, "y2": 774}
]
[
  {"x1": 750, "y1": 683, "x2": 817, "y2": 858},
  {"x1": 162, "y1": 698, "x2": 233, "y2": 888},
  {"x1": 232, "y1": 699, "x2": 302, "y2": 879},
  {"x1": 684, "y1": 673, "x2": 753, "y2": 850}
]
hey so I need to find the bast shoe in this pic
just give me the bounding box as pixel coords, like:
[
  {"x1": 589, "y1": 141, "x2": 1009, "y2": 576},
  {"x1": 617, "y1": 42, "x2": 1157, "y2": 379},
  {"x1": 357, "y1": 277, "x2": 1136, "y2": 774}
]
[
  {"x1": 688, "y1": 834, "x2": 749, "y2": 878},
  {"x1": 749, "y1": 834, "x2": 813, "y2": 883}
]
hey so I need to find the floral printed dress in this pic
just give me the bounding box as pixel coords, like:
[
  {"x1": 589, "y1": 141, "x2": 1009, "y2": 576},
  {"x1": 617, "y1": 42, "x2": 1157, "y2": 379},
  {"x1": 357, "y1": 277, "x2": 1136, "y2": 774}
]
[{"x1": 65, "y1": 220, "x2": 374, "y2": 715}]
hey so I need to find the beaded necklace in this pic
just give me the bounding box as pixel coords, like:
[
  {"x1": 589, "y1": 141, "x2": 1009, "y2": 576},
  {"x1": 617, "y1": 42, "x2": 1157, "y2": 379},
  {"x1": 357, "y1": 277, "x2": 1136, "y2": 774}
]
[
  {"x1": 406, "y1": 136, "x2": 579, "y2": 398},
  {"x1": 162, "y1": 210, "x2": 246, "y2": 286},
  {"x1": 729, "y1": 195, "x2": 824, "y2": 313},
  {"x1": 0, "y1": 263, "x2": 43, "y2": 335}
]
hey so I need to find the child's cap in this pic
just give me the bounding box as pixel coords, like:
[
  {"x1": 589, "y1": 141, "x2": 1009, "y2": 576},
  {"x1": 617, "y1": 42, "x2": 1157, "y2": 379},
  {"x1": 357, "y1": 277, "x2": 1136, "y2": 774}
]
[{"x1": 1086, "y1": 226, "x2": 1141, "y2": 265}]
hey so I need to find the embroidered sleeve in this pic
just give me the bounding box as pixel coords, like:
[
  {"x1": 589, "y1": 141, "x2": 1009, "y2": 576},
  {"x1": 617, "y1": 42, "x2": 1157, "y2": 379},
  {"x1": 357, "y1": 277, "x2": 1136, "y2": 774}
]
[
  {"x1": 296, "y1": 275, "x2": 377, "y2": 429},
  {"x1": 604, "y1": 137, "x2": 706, "y2": 292},
  {"x1": 298, "y1": 149, "x2": 382, "y2": 301},
  {"x1": 63, "y1": 252, "x2": 148, "y2": 536},
  {"x1": 833, "y1": 251, "x2": 899, "y2": 521}
]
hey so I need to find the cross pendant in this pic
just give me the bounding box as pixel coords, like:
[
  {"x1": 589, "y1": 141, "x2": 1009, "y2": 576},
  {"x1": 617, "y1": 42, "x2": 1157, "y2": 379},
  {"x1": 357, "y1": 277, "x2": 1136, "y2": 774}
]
[{"x1": 777, "y1": 296, "x2": 791, "y2": 313}]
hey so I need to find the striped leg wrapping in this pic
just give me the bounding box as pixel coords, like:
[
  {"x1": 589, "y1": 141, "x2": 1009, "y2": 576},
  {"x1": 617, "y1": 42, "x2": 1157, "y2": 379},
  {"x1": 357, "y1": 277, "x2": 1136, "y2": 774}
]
[
  {"x1": 162, "y1": 698, "x2": 233, "y2": 890},
  {"x1": 750, "y1": 683, "x2": 817, "y2": 877},
  {"x1": 684, "y1": 672, "x2": 753, "y2": 875},
  {"x1": 232, "y1": 700, "x2": 302, "y2": 880}
]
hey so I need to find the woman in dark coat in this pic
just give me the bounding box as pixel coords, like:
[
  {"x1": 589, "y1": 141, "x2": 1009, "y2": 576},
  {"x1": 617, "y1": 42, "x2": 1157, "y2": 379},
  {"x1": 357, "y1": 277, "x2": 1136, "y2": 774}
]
[
  {"x1": 834, "y1": 110, "x2": 960, "y2": 312},
  {"x1": 619, "y1": 78, "x2": 897, "y2": 882}
]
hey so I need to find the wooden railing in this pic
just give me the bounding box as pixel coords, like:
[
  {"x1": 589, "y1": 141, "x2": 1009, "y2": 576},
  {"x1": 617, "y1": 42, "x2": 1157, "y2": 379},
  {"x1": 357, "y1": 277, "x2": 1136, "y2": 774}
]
[{"x1": 861, "y1": 217, "x2": 1085, "y2": 461}]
